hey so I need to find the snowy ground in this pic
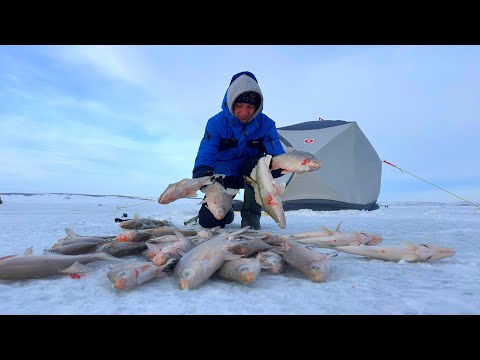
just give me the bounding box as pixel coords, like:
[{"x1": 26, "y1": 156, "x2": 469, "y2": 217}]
[{"x1": 0, "y1": 193, "x2": 478, "y2": 315}]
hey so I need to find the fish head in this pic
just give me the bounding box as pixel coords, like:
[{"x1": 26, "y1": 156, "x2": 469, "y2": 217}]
[
  {"x1": 178, "y1": 262, "x2": 203, "y2": 290},
  {"x1": 107, "y1": 268, "x2": 137, "y2": 290},
  {"x1": 302, "y1": 158, "x2": 321, "y2": 171},
  {"x1": 158, "y1": 183, "x2": 181, "y2": 204},
  {"x1": 236, "y1": 260, "x2": 261, "y2": 283},
  {"x1": 420, "y1": 244, "x2": 456, "y2": 262},
  {"x1": 153, "y1": 252, "x2": 173, "y2": 266},
  {"x1": 210, "y1": 204, "x2": 227, "y2": 221},
  {"x1": 265, "y1": 194, "x2": 286, "y2": 229},
  {"x1": 117, "y1": 230, "x2": 135, "y2": 242},
  {"x1": 267, "y1": 256, "x2": 286, "y2": 273},
  {"x1": 305, "y1": 261, "x2": 328, "y2": 282}
]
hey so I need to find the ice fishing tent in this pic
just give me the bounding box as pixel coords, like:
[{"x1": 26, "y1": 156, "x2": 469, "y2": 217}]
[{"x1": 275, "y1": 120, "x2": 381, "y2": 211}]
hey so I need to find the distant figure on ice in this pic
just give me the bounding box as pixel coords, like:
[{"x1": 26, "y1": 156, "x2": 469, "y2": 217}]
[{"x1": 192, "y1": 71, "x2": 285, "y2": 230}]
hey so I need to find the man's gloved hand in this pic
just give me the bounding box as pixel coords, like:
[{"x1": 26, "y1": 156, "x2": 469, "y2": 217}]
[
  {"x1": 192, "y1": 165, "x2": 214, "y2": 179},
  {"x1": 241, "y1": 155, "x2": 264, "y2": 178}
]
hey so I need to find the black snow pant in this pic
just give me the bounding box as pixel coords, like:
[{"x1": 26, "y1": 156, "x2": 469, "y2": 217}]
[
  {"x1": 197, "y1": 182, "x2": 262, "y2": 229},
  {"x1": 240, "y1": 183, "x2": 262, "y2": 230}
]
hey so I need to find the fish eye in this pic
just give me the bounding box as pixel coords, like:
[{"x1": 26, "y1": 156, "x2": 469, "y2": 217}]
[
  {"x1": 118, "y1": 271, "x2": 126, "y2": 277},
  {"x1": 181, "y1": 271, "x2": 190, "y2": 278},
  {"x1": 239, "y1": 266, "x2": 248, "y2": 272},
  {"x1": 311, "y1": 264, "x2": 320, "y2": 271}
]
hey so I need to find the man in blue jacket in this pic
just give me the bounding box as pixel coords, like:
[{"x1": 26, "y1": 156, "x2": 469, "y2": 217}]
[{"x1": 192, "y1": 71, "x2": 285, "y2": 230}]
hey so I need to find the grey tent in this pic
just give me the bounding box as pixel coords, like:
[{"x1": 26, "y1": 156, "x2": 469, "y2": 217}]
[{"x1": 274, "y1": 120, "x2": 381, "y2": 211}]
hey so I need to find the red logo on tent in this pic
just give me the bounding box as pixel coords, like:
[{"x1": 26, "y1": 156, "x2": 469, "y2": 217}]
[{"x1": 304, "y1": 139, "x2": 314, "y2": 144}]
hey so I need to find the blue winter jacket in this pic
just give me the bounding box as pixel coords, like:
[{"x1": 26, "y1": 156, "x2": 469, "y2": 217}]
[{"x1": 193, "y1": 71, "x2": 285, "y2": 189}]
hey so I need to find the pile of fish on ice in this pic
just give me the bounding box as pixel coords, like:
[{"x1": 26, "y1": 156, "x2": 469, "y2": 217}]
[{"x1": 0, "y1": 149, "x2": 456, "y2": 290}]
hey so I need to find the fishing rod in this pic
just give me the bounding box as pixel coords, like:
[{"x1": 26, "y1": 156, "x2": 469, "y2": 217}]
[{"x1": 383, "y1": 160, "x2": 480, "y2": 213}]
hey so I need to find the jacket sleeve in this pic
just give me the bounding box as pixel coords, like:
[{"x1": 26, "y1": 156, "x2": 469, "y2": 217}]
[
  {"x1": 263, "y1": 119, "x2": 285, "y2": 178},
  {"x1": 192, "y1": 118, "x2": 220, "y2": 178},
  {"x1": 263, "y1": 120, "x2": 286, "y2": 157}
]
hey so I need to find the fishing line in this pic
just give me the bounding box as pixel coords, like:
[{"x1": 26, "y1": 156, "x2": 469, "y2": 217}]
[
  {"x1": 116, "y1": 199, "x2": 155, "y2": 210},
  {"x1": 383, "y1": 160, "x2": 480, "y2": 213}
]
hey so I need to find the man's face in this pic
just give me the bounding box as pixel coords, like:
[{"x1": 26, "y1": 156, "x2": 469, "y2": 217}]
[{"x1": 234, "y1": 103, "x2": 256, "y2": 123}]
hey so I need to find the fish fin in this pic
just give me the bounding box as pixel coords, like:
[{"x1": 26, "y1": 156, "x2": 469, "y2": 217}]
[
  {"x1": 225, "y1": 188, "x2": 240, "y2": 196},
  {"x1": 254, "y1": 187, "x2": 264, "y2": 207},
  {"x1": 275, "y1": 182, "x2": 286, "y2": 196},
  {"x1": 401, "y1": 254, "x2": 419, "y2": 262},
  {"x1": 61, "y1": 261, "x2": 95, "y2": 274},
  {"x1": 65, "y1": 227, "x2": 76, "y2": 238},
  {"x1": 146, "y1": 242, "x2": 161, "y2": 250},
  {"x1": 335, "y1": 221, "x2": 343, "y2": 232},
  {"x1": 23, "y1": 247, "x2": 33, "y2": 256},
  {"x1": 280, "y1": 169, "x2": 290, "y2": 174},
  {"x1": 286, "y1": 146, "x2": 294, "y2": 152},
  {"x1": 349, "y1": 240, "x2": 361, "y2": 246},
  {"x1": 321, "y1": 225, "x2": 334, "y2": 236}
]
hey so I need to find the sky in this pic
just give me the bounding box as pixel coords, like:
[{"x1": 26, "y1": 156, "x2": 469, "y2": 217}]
[
  {"x1": 0, "y1": 193, "x2": 478, "y2": 315},
  {"x1": 0, "y1": 45, "x2": 479, "y2": 203}
]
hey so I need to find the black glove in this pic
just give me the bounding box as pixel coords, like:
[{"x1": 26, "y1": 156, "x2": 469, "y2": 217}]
[
  {"x1": 192, "y1": 165, "x2": 214, "y2": 179},
  {"x1": 271, "y1": 168, "x2": 284, "y2": 179},
  {"x1": 241, "y1": 155, "x2": 264, "y2": 178},
  {"x1": 241, "y1": 154, "x2": 284, "y2": 180}
]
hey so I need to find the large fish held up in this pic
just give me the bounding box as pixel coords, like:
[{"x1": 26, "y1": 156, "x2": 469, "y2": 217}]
[
  {"x1": 158, "y1": 175, "x2": 216, "y2": 204},
  {"x1": 199, "y1": 181, "x2": 239, "y2": 220},
  {"x1": 246, "y1": 154, "x2": 287, "y2": 229},
  {"x1": 270, "y1": 147, "x2": 321, "y2": 175}
]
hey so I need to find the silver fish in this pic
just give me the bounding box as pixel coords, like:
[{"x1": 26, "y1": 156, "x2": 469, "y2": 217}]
[
  {"x1": 270, "y1": 146, "x2": 321, "y2": 175},
  {"x1": 0, "y1": 252, "x2": 121, "y2": 280},
  {"x1": 107, "y1": 259, "x2": 173, "y2": 290},
  {"x1": 158, "y1": 176, "x2": 216, "y2": 204},
  {"x1": 247, "y1": 154, "x2": 286, "y2": 228},
  {"x1": 200, "y1": 181, "x2": 239, "y2": 220},
  {"x1": 119, "y1": 213, "x2": 173, "y2": 230},
  {"x1": 334, "y1": 242, "x2": 456, "y2": 262},
  {"x1": 217, "y1": 258, "x2": 261, "y2": 284},
  {"x1": 282, "y1": 242, "x2": 329, "y2": 282},
  {"x1": 256, "y1": 251, "x2": 286, "y2": 274},
  {"x1": 174, "y1": 227, "x2": 249, "y2": 290}
]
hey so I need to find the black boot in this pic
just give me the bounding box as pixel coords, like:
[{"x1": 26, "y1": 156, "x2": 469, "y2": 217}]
[
  {"x1": 241, "y1": 183, "x2": 262, "y2": 230},
  {"x1": 224, "y1": 208, "x2": 234, "y2": 224}
]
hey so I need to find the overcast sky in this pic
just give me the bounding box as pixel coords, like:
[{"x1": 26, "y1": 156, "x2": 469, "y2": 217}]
[{"x1": 0, "y1": 45, "x2": 479, "y2": 202}]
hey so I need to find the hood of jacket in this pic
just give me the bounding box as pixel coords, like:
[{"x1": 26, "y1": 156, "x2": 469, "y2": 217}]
[{"x1": 221, "y1": 71, "x2": 263, "y2": 124}]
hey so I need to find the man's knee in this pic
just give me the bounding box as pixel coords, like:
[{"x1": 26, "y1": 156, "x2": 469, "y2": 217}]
[{"x1": 198, "y1": 204, "x2": 233, "y2": 228}]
